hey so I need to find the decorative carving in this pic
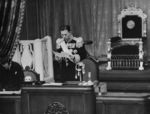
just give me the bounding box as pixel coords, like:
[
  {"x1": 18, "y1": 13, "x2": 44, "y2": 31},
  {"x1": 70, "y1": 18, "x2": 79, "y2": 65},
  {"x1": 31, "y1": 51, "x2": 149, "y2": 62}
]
[
  {"x1": 118, "y1": 5, "x2": 147, "y2": 40},
  {"x1": 45, "y1": 102, "x2": 69, "y2": 114}
]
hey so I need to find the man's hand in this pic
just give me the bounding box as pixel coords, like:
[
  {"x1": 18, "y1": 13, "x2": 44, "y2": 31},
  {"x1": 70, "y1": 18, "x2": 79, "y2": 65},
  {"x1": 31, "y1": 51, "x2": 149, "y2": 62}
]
[
  {"x1": 73, "y1": 54, "x2": 80, "y2": 63},
  {"x1": 55, "y1": 55, "x2": 62, "y2": 61}
]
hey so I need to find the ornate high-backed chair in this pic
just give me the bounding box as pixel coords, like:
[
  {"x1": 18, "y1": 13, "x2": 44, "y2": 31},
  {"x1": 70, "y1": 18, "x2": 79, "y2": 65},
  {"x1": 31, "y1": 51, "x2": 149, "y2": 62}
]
[
  {"x1": 12, "y1": 36, "x2": 54, "y2": 82},
  {"x1": 106, "y1": 5, "x2": 147, "y2": 70}
]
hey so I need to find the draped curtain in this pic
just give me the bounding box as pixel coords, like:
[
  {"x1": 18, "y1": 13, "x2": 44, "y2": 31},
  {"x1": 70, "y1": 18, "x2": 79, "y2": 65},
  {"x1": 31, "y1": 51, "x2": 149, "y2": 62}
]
[
  {"x1": 0, "y1": 0, "x2": 26, "y2": 60},
  {"x1": 33, "y1": 0, "x2": 150, "y2": 61}
]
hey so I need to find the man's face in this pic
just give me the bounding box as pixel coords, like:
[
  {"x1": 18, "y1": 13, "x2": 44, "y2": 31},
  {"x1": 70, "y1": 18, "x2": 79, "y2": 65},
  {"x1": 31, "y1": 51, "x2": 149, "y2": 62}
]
[{"x1": 60, "y1": 30, "x2": 70, "y2": 40}]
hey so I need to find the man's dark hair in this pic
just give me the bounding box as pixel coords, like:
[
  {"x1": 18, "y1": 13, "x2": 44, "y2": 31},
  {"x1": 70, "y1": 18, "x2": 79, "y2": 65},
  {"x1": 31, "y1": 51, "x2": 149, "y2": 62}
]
[{"x1": 59, "y1": 25, "x2": 71, "y2": 32}]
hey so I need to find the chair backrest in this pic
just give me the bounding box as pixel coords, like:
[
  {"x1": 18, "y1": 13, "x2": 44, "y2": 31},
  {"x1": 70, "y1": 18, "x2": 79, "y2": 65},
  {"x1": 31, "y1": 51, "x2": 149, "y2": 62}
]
[
  {"x1": 12, "y1": 36, "x2": 54, "y2": 82},
  {"x1": 118, "y1": 5, "x2": 147, "y2": 40}
]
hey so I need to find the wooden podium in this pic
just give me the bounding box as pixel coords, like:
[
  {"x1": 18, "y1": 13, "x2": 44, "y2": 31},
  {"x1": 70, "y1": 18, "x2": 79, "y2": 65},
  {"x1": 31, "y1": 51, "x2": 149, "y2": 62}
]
[
  {"x1": 21, "y1": 85, "x2": 96, "y2": 114},
  {"x1": 0, "y1": 94, "x2": 21, "y2": 114}
]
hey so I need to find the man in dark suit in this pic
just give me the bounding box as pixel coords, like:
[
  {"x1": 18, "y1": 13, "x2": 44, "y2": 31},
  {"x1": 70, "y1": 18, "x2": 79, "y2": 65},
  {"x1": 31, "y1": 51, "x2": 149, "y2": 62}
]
[{"x1": 0, "y1": 57, "x2": 24, "y2": 91}]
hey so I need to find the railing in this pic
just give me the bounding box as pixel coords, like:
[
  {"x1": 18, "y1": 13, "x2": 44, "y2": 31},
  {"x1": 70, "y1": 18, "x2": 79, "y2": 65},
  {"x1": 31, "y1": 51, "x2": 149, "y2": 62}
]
[{"x1": 111, "y1": 55, "x2": 139, "y2": 70}]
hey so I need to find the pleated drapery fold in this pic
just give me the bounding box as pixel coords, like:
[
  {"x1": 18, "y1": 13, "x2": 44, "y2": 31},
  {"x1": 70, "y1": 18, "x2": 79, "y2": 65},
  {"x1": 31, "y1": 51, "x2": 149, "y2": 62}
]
[{"x1": 0, "y1": 0, "x2": 26, "y2": 61}]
